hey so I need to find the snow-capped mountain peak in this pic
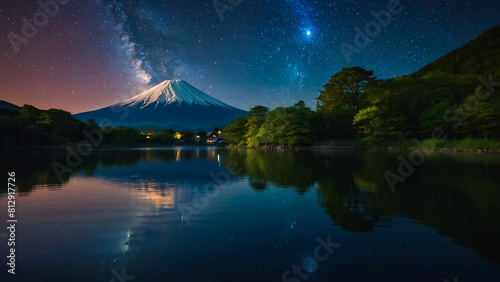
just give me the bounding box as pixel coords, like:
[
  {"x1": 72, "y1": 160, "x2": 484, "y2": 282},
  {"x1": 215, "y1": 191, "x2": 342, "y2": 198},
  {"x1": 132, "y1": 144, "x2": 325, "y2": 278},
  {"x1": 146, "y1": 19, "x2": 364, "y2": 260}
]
[
  {"x1": 73, "y1": 79, "x2": 247, "y2": 131},
  {"x1": 115, "y1": 80, "x2": 232, "y2": 109}
]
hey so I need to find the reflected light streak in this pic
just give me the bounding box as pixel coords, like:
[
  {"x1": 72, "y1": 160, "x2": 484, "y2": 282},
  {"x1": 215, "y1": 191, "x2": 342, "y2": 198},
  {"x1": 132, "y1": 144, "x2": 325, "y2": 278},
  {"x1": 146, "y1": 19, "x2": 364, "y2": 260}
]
[{"x1": 176, "y1": 149, "x2": 181, "y2": 161}]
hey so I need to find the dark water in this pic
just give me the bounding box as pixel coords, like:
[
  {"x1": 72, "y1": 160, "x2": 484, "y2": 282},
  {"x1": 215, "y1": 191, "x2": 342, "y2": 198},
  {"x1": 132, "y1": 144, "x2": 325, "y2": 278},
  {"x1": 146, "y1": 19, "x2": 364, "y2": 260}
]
[{"x1": 1, "y1": 147, "x2": 500, "y2": 282}]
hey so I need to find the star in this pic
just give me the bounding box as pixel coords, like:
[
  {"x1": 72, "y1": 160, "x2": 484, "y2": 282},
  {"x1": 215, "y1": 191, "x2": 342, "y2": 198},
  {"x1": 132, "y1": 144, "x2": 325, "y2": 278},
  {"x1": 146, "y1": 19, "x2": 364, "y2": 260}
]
[{"x1": 0, "y1": 1, "x2": 498, "y2": 113}]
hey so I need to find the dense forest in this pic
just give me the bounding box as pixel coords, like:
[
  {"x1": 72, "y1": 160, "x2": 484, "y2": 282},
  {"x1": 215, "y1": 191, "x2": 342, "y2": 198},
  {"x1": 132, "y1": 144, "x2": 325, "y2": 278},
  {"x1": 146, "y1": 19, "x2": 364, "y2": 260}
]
[
  {"x1": 224, "y1": 25, "x2": 500, "y2": 148},
  {"x1": 224, "y1": 68, "x2": 500, "y2": 147},
  {"x1": 0, "y1": 104, "x2": 218, "y2": 147}
]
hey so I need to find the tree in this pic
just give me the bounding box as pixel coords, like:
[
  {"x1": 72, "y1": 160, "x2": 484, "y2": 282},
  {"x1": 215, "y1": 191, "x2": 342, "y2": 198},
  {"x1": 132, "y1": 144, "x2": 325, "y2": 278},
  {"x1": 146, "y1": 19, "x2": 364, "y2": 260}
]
[
  {"x1": 363, "y1": 76, "x2": 424, "y2": 139},
  {"x1": 85, "y1": 119, "x2": 100, "y2": 131},
  {"x1": 35, "y1": 108, "x2": 85, "y2": 143},
  {"x1": 224, "y1": 116, "x2": 247, "y2": 146},
  {"x1": 255, "y1": 101, "x2": 317, "y2": 147},
  {"x1": 110, "y1": 126, "x2": 143, "y2": 144},
  {"x1": 17, "y1": 104, "x2": 42, "y2": 124},
  {"x1": 317, "y1": 67, "x2": 376, "y2": 115},
  {"x1": 460, "y1": 88, "x2": 500, "y2": 138},
  {"x1": 316, "y1": 67, "x2": 376, "y2": 139},
  {"x1": 419, "y1": 99, "x2": 453, "y2": 135},
  {"x1": 247, "y1": 105, "x2": 269, "y2": 119},
  {"x1": 288, "y1": 101, "x2": 318, "y2": 145},
  {"x1": 255, "y1": 107, "x2": 291, "y2": 146},
  {"x1": 245, "y1": 105, "x2": 269, "y2": 147},
  {"x1": 156, "y1": 129, "x2": 175, "y2": 144},
  {"x1": 353, "y1": 106, "x2": 405, "y2": 143},
  {"x1": 180, "y1": 131, "x2": 195, "y2": 142}
]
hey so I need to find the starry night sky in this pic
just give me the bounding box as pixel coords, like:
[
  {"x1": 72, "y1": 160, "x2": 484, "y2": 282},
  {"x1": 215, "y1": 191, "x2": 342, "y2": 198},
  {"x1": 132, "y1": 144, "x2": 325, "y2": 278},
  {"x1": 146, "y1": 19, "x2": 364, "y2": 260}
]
[{"x1": 1, "y1": 0, "x2": 499, "y2": 113}]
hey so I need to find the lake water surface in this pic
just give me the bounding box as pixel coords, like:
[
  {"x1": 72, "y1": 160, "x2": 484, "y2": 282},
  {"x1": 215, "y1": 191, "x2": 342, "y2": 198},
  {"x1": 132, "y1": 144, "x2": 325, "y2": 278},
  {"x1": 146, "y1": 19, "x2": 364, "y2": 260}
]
[{"x1": 1, "y1": 147, "x2": 500, "y2": 281}]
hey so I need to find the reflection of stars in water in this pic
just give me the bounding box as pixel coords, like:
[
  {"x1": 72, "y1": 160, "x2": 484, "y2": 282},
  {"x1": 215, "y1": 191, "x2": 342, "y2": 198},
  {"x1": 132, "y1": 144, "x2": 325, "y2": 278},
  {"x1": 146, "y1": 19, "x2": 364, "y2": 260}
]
[
  {"x1": 123, "y1": 228, "x2": 131, "y2": 253},
  {"x1": 302, "y1": 257, "x2": 318, "y2": 273}
]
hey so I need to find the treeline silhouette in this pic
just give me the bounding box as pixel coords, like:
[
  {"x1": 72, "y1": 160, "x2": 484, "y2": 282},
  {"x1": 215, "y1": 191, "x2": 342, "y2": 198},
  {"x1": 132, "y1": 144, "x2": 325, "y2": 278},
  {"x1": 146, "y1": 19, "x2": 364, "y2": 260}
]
[
  {"x1": 224, "y1": 68, "x2": 500, "y2": 147},
  {"x1": 0, "y1": 104, "x2": 215, "y2": 146},
  {"x1": 224, "y1": 25, "x2": 500, "y2": 147}
]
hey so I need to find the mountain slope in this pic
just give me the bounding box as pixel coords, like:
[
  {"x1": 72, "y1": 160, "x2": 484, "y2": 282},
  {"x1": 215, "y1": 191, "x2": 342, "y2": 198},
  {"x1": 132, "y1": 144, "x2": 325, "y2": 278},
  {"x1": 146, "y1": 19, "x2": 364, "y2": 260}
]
[
  {"x1": 0, "y1": 100, "x2": 20, "y2": 111},
  {"x1": 74, "y1": 80, "x2": 247, "y2": 131},
  {"x1": 116, "y1": 79, "x2": 234, "y2": 109},
  {"x1": 412, "y1": 25, "x2": 500, "y2": 77}
]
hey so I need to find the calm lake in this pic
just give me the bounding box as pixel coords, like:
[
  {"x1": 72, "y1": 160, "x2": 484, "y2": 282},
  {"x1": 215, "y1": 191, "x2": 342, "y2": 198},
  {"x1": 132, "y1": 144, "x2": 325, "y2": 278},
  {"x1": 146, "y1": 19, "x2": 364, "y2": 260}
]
[{"x1": 1, "y1": 146, "x2": 500, "y2": 281}]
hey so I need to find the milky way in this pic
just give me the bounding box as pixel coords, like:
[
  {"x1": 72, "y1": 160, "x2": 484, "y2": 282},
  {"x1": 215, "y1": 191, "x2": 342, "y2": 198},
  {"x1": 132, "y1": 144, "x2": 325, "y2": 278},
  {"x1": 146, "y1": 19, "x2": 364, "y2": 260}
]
[{"x1": 1, "y1": 0, "x2": 499, "y2": 113}]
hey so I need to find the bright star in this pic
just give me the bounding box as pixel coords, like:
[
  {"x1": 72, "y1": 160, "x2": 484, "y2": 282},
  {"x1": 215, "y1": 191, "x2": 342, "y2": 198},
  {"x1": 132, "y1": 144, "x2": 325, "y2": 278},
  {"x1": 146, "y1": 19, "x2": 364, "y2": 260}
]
[{"x1": 306, "y1": 30, "x2": 311, "y2": 36}]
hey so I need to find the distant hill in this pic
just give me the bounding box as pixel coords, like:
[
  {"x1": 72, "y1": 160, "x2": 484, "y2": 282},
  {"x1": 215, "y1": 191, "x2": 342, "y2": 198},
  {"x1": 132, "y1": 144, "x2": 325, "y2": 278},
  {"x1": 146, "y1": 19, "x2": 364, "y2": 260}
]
[
  {"x1": 412, "y1": 25, "x2": 500, "y2": 77},
  {"x1": 0, "y1": 100, "x2": 20, "y2": 111}
]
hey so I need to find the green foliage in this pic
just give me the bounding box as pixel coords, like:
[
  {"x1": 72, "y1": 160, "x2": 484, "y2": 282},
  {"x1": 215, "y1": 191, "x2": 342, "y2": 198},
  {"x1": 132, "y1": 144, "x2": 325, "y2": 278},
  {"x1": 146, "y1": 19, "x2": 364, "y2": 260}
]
[
  {"x1": 244, "y1": 106, "x2": 269, "y2": 147},
  {"x1": 223, "y1": 101, "x2": 317, "y2": 147},
  {"x1": 0, "y1": 102, "x2": 225, "y2": 147},
  {"x1": 108, "y1": 126, "x2": 143, "y2": 145},
  {"x1": 155, "y1": 129, "x2": 175, "y2": 144},
  {"x1": 352, "y1": 71, "x2": 490, "y2": 142},
  {"x1": 86, "y1": 119, "x2": 100, "y2": 131},
  {"x1": 255, "y1": 107, "x2": 295, "y2": 146},
  {"x1": 0, "y1": 105, "x2": 156, "y2": 146},
  {"x1": 223, "y1": 116, "x2": 247, "y2": 146},
  {"x1": 18, "y1": 104, "x2": 42, "y2": 123},
  {"x1": 419, "y1": 100, "x2": 452, "y2": 134},
  {"x1": 222, "y1": 63, "x2": 498, "y2": 146},
  {"x1": 353, "y1": 106, "x2": 405, "y2": 143},
  {"x1": 0, "y1": 105, "x2": 89, "y2": 146},
  {"x1": 317, "y1": 67, "x2": 376, "y2": 114},
  {"x1": 447, "y1": 137, "x2": 500, "y2": 150},
  {"x1": 180, "y1": 130, "x2": 195, "y2": 142},
  {"x1": 247, "y1": 105, "x2": 269, "y2": 119},
  {"x1": 316, "y1": 67, "x2": 376, "y2": 139},
  {"x1": 316, "y1": 106, "x2": 355, "y2": 139},
  {"x1": 460, "y1": 88, "x2": 500, "y2": 138},
  {"x1": 412, "y1": 25, "x2": 500, "y2": 77}
]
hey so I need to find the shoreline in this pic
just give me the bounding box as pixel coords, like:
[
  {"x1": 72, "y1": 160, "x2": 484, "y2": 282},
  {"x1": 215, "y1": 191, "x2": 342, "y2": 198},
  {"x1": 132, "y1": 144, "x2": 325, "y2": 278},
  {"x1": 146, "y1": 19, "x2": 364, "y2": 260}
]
[
  {"x1": 306, "y1": 145, "x2": 500, "y2": 154},
  {"x1": 227, "y1": 143, "x2": 500, "y2": 154},
  {"x1": 0, "y1": 143, "x2": 226, "y2": 151},
  {"x1": 2, "y1": 144, "x2": 499, "y2": 154}
]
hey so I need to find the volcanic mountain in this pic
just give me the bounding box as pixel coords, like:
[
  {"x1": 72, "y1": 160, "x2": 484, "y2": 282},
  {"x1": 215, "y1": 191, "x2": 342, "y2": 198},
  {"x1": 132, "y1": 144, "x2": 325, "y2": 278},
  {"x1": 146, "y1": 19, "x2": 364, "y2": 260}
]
[{"x1": 74, "y1": 80, "x2": 247, "y2": 131}]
